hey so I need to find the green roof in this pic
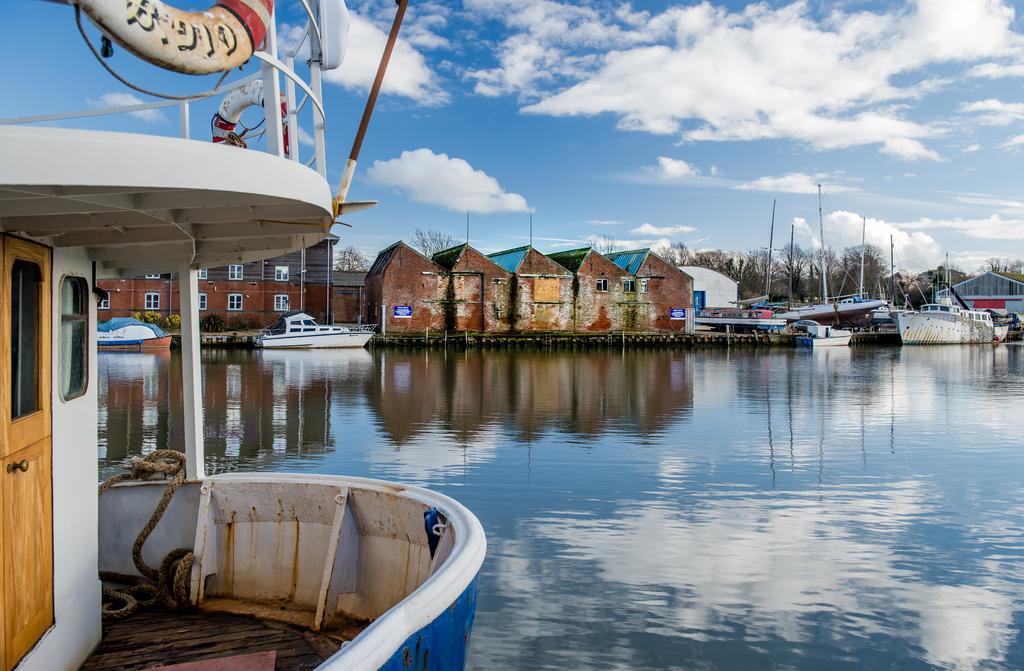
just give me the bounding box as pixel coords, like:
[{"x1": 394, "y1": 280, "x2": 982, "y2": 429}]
[
  {"x1": 546, "y1": 247, "x2": 592, "y2": 272},
  {"x1": 431, "y1": 244, "x2": 467, "y2": 270},
  {"x1": 605, "y1": 249, "x2": 650, "y2": 276}
]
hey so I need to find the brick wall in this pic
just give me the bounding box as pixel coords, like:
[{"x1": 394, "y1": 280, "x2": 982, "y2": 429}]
[
  {"x1": 512, "y1": 249, "x2": 574, "y2": 331},
  {"x1": 365, "y1": 243, "x2": 446, "y2": 333}
]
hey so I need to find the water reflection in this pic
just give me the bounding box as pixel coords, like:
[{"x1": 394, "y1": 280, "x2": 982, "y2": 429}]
[{"x1": 98, "y1": 345, "x2": 1024, "y2": 669}]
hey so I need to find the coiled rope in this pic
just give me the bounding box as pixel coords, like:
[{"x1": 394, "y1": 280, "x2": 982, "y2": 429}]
[{"x1": 98, "y1": 450, "x2": 196, "y2": 619}]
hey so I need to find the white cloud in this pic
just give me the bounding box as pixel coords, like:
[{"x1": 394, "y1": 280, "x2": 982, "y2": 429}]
[
  {"x1": 88, "y1": 92, "x2": 165, "y2": 123},
  {"x1": 964, "y1": 143, "x2": 982, "y2": 153},
  {"x1": 709, "y1": 165, "x2": 719, "y2": 176},
  {"x1": 968, "y1": 62, "x2": 1024, "y2": 79},
  {"x1": 654, "y1": 156, "x2": 698, "y2": 179},
  {"x1": 881, "y1": 137, "x2": 942, "y2": 161},
  {"x1": 960, "y1": 99, "x2": 1024, "y2": 125},
  {"x1": 795, "y1": 210, "x2": 942, "y2": 271},
  {"x1": 367, "y1": 148, "x2": 529, "y2": 213},
  {"x1": 472, "y1": 0, "x2": 1019, "y2": 158},
  {"x1": 1001, "y1": 134, "x2": 1024, "y2": 149},
  {"x1": 586, "y1": 219, "x2": 623, "y2": 226},
  {"x1": 283, "y1": 12, "x2": 446, "y2": 105},
  {"x1": 735, "y1": 173, "x2": 855, "y2": 195},
  {"x1": 631, "y1": 223, "x2": 697, "y2": 236},
  {"x1": 297, "y1": 127, "x2": 314, "y2": 147},
  {"x1": 895, "y1": 214, "x2": 1024, "y2": 241}
]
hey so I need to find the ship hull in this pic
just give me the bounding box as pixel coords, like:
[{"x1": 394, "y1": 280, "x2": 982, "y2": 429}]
[
  {"x1": 775, "y1": 300, "x2": 887, "y2": 326},
  {"x1": 894, "y1": 312, "x2": 994, "y2": 344}
]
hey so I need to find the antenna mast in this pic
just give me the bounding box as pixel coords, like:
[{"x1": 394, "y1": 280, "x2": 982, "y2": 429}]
[
  {"x1": 859, "y1": 216, "x2": 866, "y2": 298},
  {"x1": 764, "y1": 199, "x2": 776, "y2": 302},
  {"x1": 818, "y1": 184, "x2": 828, "y2": 303}
]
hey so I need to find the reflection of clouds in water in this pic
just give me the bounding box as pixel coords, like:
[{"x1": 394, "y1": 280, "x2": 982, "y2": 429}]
[
  {"x1": 365, "y1": 424, "x2": 501, "y2": 482},
  {"x1": 524, "y1": 477, "x2": 1018, "y2": 670}
]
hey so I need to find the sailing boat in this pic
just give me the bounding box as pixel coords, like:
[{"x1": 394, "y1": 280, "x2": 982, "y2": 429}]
[{"x1": 775, "y1": 186, "x2": 886, "y2": 325}]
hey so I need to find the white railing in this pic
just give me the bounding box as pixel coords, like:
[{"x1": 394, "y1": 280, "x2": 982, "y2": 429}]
[{"x1": 0, "y1": 9, "x2": 328, "y2": 178}]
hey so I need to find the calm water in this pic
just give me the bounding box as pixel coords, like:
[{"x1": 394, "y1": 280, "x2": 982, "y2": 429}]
[{"x1": 99, "y1": 346, "x2": 1024, "y2": 670}]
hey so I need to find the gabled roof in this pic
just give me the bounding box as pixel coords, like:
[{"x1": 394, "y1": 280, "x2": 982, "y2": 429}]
[
  {"x1": 994, "y1": 271, "x2": 1024, "y2": 284},
  {"x1": 367, "y1": 242, "x2": 401, "y2": 276},
  {"x1": 546, "y1": 246, "x2": 593, "y2": 272},
  {"x1": 605, "y1": 249, "x2": 650, "y2": 276},
  {"x1": 332, "y1": 270, "x2": 367, "y2": 286},
  {"x1": 487, "y1": 245, "x2": 531, "y2": 273},
  {"x1": 432, "y1": 243, "x2": 468, "y2": 270}
]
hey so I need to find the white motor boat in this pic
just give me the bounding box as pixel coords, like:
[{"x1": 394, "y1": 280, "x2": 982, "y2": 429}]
[
  {"x1": 257, "y1": 311, "x2": 376, "y2": 349},
  {"x1": 895, "y1": 301, "x2": 1002, "y2": 344},
  {"x1": 794, "y1": 321, "x2": 852, "y2": 347},
  {"x1": 97, "y1": 317, "x2": 173, "y2": 351}
]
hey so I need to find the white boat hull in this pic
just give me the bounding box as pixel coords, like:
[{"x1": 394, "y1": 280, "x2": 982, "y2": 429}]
[
  {"x1": 257, "y1": 330, "x2": 374, "y2": 349},
  {"x1": 694, "y1": 316, "x2": 786, "y2": 331},
  {"x1": 894, "y1": 312, "x2": 995, "y2": 344},
  {"x1": 776, "y1": 299, "x2": 887, "y2": 325},
  {"x1": 796, "y1": 334, "x2": 851, "y2": 347}
]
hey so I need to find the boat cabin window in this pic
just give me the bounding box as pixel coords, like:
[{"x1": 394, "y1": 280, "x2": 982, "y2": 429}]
[
  {"x1": 302, "y1": 319, "x2": 316, "y2": 326},
  {"x1": 60, "y1": 276, "x2": 89, "y2": 401},
  {"x1": 11, "y1": 260, "x2": 41, "y2": 418}
]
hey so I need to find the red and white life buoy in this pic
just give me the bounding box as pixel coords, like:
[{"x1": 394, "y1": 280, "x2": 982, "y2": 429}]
[
  {"x1": 211, "y1": 79, "x2": 289, "y2": 155},
  {"x1": 77, "y1": 0, "x2": 273, "y2": 75}
]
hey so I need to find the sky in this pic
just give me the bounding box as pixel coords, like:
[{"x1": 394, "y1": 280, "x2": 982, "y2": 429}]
[{"x1": 7, "y1": 0, "x2": 1024, "y2": 272}]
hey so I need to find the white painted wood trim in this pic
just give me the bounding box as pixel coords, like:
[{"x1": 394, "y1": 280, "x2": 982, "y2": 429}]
[{"x1": 179, "y1": 265, "x2": 205, "y2": 480}]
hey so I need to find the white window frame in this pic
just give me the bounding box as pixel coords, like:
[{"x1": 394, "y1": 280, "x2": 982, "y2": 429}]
[
  {"x1": 198, "y1": 293, "x2": 207, "y2": 311},
  {"x1": 228, "y1": 293, "x2": 243, "y2": 311},
  {"x1": 596, "y1": 279, "x2": 609, "y2": 292},
  {"x1": 98, "y1": 295, "x2": 110, "y2": 310},
  {"x1": 275, "y1": 266, "x2": 289, "y2": 281},
  {"x1": 197, "y1": 268, "x2": 208, "y2": 280},
  {"x1": 640, "y1": 278, "x2": 649, "y2": 293},
  {"x1": 228, "y1": 264, "x2": 244, "y2": 280},
  {"x1": 623, "y1": 279, "x2": 637, "y2": 293},
  {"x1": 145, "y1": 273, "x2": 160, "y2": 279},
  {"x1": 274, "y1": 294, "x2": 290, "y2": 311},
  {"x1": 144, "y1": 292, "x2": 160, "y2": 310}
]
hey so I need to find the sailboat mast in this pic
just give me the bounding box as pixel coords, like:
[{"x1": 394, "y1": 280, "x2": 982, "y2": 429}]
[
  {"x1": 788, "y1": 219, "x2": 795, "y2": 308},
  {"x1": 859, "y1": 216, "x2": 866, "y2": 298},
  {"x1": 818, "y1": 184, "x2": 828, "y2": 303},
  {"x1": 765, "y1": 199, "x2": 776, "y2": 301}
]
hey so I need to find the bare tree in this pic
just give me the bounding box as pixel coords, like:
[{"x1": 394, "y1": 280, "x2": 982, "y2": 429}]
[
  {"x1": 334, "y1": 245, "x2": 369, "y2": 272},
  {"x1": 592, "y1": 235, "x2": 623, "y2": 254},
  {"x1": 410, "y1": 228, "x2": 458, "y2": 257},
  {"x1": 660, "y1": 242, "x2": 692, "y2": 267}
]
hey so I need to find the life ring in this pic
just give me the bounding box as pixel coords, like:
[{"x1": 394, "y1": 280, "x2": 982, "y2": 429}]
[
  {"x1": 211, "y1": 79, "x2": 289, "y2": 155},
  {"x1": 77, "y1": 0, "x2": 273, "y2": 75}
]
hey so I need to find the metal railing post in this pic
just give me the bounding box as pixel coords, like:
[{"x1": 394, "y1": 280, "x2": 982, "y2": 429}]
[
  {"x1": 309, "y1": 30, "x2": 328, "y2": 177},
  {"x1": 179, "y1": 101, "x2": 190, "y2": 139},
  {"x1": 285, "y1": 55, "x2": 300, "y2": 163},
  {"x1": 260, "y1": 19, "x2": 285, "y2": 158}
]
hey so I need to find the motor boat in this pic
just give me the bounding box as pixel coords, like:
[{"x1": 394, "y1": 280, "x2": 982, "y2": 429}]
[
  {"x1": 895, "y1": 301, "x2": 1004, "y2": 344},
  {"x1": 793, "y1": 321, "x2": 852, "y2": 347},
  {"x1": 694, "y1": 307, "x2": 786, "y2": 332},
  {"x1": 257, "y1": 311, "x2": 376, "y2": 349},
  {"x1": 97, "y1": 317, "x2": 172, "y2": 351}
]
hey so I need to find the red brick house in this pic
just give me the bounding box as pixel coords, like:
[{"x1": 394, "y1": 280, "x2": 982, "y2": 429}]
[
  {"x1": 605, "y1": 249, "x2": 694, "y2": 331},
  {"x1": 547, "y1": 247, "x2": 633, "y2": 332},
  {"x1": 431, "y1": 244, "x2": 514, "y2": 332},
  {"x1": 364, "y1": 242, "x2": 447, "y2": 333},
  {"x1": 487, "y1": 246, "x2": 574, "y2": 331},
  {"x1": 97, "y1": 235, "x2": 338, "y2": 326}
]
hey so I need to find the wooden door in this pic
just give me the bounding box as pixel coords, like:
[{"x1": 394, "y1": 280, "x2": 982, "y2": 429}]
[{"x1": 0, "y1": 237, "x2": 53, "y2": 671}]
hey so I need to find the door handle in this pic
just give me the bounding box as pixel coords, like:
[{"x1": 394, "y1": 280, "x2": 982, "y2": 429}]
[{"x1": 6, "y1": 459, "x2": 28, "y2": 473}]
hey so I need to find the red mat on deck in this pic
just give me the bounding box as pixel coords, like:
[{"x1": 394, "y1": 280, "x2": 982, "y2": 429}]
[{"x1": 144, "y1": 651, "x2": 276, "y2": 671}]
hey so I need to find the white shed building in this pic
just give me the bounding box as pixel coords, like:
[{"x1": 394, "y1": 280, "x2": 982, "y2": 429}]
[{"x1": 680, "y1": 266, "x2": 739, "y2": 311}]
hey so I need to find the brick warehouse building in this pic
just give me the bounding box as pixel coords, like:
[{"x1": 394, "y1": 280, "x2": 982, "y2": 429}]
[
  {"x1": 364, "y1": 241, "x2": 692, "y2": 333},
  {"x1": 605, "y1": 249, "x2": 693, "y2": 331},
  {"x1": 487, "y1": 245, "x2": 574, "y2": 331},
  {"x1": 98, "y1": 234, "x2": 338, "y2": 325},
  {"x1": 432, "y1": 244, "x2": 514, "y2": 332},
  {"x1": 547, "y1": 247, "x2": 632, "y2": 331}
]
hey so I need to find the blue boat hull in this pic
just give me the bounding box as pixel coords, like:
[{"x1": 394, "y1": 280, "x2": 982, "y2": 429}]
[{"x1": 379, "y1": 577, "x2": 479, "y2": 671}]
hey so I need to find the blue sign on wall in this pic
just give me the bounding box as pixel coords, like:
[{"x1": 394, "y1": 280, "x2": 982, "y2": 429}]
[
  {"x1": 670, "y1": 308, "x2": 686, "y2": 321},
  {"x1": 393, "y1": 305, "x2": 413, "y2": 319}
]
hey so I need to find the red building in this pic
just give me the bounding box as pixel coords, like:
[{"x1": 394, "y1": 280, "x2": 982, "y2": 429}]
[
  {"x1": 487, "y1": 246, "x2": 574, "y2": 331},
  {"x1": 97, "y1": 235, "x2": 338, "y2": 326},
  {"x1": 431, "y1": 244, "x2": 513, "y2": 332},
  {"x1": 331, "y1": 271, "x2": 367, "y2": 324},
  {"x1": 364, "y1": 242, "x2": 447, "y2": 333},
  {"x1": 547, "y1": 247, "x2": 633, "y2": 331},
  {"x1": 605, "y1": 249, "x2": 694, "y2": 331}
]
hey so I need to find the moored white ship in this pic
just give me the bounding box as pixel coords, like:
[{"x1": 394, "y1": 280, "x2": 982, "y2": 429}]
[
  {"x1": 895, "y1": 302, "x2": 1001, "y2": 344},
  {"x1": 257, "y1": 311, "x2": 375, "y2": 348}
]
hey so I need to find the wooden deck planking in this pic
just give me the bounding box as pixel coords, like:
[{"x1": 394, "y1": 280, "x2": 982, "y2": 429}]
[{"x1": 81, "y1": 610, "x2": 340, "y2": 671}]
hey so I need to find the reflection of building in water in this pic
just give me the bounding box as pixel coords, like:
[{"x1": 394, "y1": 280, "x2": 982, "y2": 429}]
[
  {"x1": 99, "y1": 350, "x2": 373, "y2": 474},
  {"x1": 364, "y1": 351, "x2": 694, "y2": 446}
]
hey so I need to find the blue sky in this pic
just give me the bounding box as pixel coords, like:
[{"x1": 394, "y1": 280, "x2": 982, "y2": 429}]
[{"x1": 7, "y1": 0, "x2": 1024, "y2": 271}]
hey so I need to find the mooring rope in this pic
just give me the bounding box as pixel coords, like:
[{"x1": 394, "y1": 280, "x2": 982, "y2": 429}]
[{"x1": 98, "y1": 450, "x2": 196, "y2": 619}]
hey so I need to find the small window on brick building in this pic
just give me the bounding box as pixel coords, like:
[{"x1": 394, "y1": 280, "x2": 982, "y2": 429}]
[
  {"x1": 228, "y1": 293, "x2": 243, "y2": 311},
  {"x1": 145, "y1": 274, "x2": 160, "y2": 279},
  {"x1": 623, "y1": 279, "x2": 636, "y2": 293},
  {"x1": 198, "y1": 293, "x2": 207, "y2": 311},
  {"x1": 228, "y1": 265, "x2": 243, "y2": 280},
  {"x1": 144, "y1": 292, "x2": 160, "y2": 310},
  {"x1": 197, "y1": 268, "x2": 208, "y2": 280},
  {"x1": 596, "y1": 279, "x2": 609, "y2": 292},
  {"x1": 640, "y1": 278, "x2": 649, "y2": 293},
  {"x1": 98, "y1": 295, "x2": 110, "y2": 310},
  {"x1": 274, "y1": 294, "x2": 289, "y2": 311},
  {"x1": 275, "y1": 266, "x2": 289, "y2": 281}
]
